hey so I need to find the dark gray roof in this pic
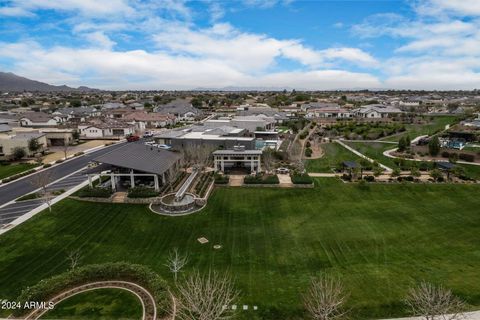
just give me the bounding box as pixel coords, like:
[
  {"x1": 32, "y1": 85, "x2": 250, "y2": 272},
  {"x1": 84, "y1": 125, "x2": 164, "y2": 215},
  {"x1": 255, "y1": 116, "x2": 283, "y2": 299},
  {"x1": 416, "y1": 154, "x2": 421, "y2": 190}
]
[
  {"x1": 94, "y1": 143, "x2": 182, "y2": 175},
  {"x1": 0, "y1": 124, "x2": 11, "y2": 132},
  {"x1": 342, "y1": 161, "x2": 358, "y2": 168},
  {"x1": 436, "y1": 162, "x2": 455, "y2": 170},
  {"x1": 154, "y1": 99, "x2": 201, "y2": 115}
]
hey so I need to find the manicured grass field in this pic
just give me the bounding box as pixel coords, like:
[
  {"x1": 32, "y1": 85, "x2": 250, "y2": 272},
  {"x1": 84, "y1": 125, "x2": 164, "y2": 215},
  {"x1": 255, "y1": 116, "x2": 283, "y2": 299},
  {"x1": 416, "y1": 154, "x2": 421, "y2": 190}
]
[
  {"x1": 306, "y1": 142, "x2": 361, "y2": 172},
  {"x1": 0, "y1": 162, "x2": 38, "y2": 180},
  {"x1": 381, "y1": 115, "x2": 459, "y2": 142},
  {"x1": 41, "y1": 288, "x2": 142, "y2": 320},
  {"x1": 1, "y1": 181, "x2": 480, "y2": 319}
]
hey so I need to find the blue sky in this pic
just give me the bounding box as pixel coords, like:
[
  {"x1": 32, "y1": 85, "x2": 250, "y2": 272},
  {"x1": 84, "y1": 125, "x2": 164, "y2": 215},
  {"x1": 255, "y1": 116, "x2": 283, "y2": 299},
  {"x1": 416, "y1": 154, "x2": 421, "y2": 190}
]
[{"x1": 0, "y1": 0, "x2": 479, "y2": 90}]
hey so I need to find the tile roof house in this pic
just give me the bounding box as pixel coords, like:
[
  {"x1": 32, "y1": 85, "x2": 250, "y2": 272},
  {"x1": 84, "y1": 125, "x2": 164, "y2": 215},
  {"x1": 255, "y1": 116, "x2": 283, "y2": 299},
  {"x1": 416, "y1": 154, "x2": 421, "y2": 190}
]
[
  {"x1": 19, "y1": 112, "x2": 61, "y2": 127},
  {"x1": 154, "y1": 99, "x2": 202, "y2": 121},
  {"x1": 352, "y1": 104, "x2": 403, "y2": 118}
]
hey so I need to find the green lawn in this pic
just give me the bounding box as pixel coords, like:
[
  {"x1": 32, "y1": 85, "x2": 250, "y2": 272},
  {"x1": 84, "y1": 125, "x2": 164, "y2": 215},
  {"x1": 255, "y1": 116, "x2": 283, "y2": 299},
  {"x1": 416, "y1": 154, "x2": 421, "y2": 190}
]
[
  {"x1": 41, "y1": 288, "x2": 142, "y2": 320},
  {"x1": 344, "y1": 141, "x2": 398, "y2": 169},
  {"x1": 382, "y1": 115, "x2": 459, "y2": 142},
  {"x1": 0, "y1": 162, "x2": 38, "y2": 180},
  {"x1": 306, "y1": 142, "x2": 361, "y2": 172},
  {"x1": 1, "y1": 181, "x2": 480, "y2": 319}
]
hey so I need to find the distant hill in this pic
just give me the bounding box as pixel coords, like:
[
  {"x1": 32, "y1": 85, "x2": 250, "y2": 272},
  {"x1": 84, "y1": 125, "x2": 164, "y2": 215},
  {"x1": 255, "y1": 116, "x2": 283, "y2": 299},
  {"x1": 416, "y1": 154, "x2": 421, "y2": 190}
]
[
  {"x1": 192, "y1": 86, "x2": 298, "y2": 92},
  {"x1": 0, "y1": 72, "x2": 98, "y2": 92}
]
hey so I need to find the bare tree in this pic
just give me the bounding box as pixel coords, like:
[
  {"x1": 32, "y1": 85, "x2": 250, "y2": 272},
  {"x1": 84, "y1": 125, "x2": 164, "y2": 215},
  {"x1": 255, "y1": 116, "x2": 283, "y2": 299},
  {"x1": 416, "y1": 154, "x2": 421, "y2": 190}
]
[
  {"x1": 176, "y1": 270, "x2": 239, "y2": 320},
  {"x1": 303, "y1": 275, "x2": 349, "y2": 320},
  {"x1": 165, "y1": 248, "x2": 189, "y2": 282},
  {"x1": 262, "y1": 148, "x2": 275, "y2": 174},
  {"x1": 62, "y1": 140, "x2": 70, "y2": 160},
  {"x1": 405, "y1": 281, "x2": 465, "y2": 320},
  {"x1": 67, "y1": 249, "x2": 82, "y2": 270},
  {"x1": 30, "y1": 170, "x2": 54, "y2": 212}
]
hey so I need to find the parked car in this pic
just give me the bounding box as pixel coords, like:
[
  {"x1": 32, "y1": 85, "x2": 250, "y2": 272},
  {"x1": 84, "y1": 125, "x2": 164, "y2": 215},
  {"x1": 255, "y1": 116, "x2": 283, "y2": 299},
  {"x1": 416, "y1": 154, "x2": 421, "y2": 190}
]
[
  {"x1": 276, "y1": 167, "x2": 290, "y2": 174},
  {"x1": 158, "y1": 144, "x2": 172, "y2": 150},
  {"x1": 144, "y1": 141, "x2": 156, "y2": 146},
  {"x1": 143, "y1": 131, "x2": 153, "y2": 138},
  {"x1": 126, "y1": 135, "x2": 140, "y2": 142}
]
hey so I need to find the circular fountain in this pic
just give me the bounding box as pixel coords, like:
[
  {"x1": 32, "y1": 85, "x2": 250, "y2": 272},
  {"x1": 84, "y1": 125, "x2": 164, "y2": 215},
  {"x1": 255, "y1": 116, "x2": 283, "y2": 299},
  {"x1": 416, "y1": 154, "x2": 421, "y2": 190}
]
[
  {"x1": 155, "y1": 192, "x2": 197, "y2": 213},
  {"x1": 150, "y1": 169, "x2": 205, "y2": 215}
]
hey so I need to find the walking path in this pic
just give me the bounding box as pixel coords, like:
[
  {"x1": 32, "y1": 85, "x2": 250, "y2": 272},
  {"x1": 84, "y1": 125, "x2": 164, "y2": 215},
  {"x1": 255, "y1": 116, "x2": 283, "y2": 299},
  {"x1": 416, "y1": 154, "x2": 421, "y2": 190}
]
[
  {"x1": 22, "y1": 281, "x2": 161, "y2": 320},
  {"x1": 382, "y1": 136, "x2": 480, "y2": 167},
  {"x1": 335, "y1": 139, "x2": 393, "y2": 172}
]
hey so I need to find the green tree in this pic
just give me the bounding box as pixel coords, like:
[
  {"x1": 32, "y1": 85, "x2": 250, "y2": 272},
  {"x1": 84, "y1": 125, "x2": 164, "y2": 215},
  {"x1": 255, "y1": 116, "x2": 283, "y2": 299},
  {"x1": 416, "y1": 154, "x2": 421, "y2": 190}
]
[
  {"x1": 72, "y1": 130, "x2": 80, "y2": 141},
  {"x1": 12, "y1": 147, "x2": 26, "y2": 160},
  {"x1": 410, "y1": 167, "x2": 421, "y2": 178},
  {"x1": 28, "y1": 138, "x2": 40, "y2": 153},
  {"x1": 428, "y1": 136, "x2": 441, "y2": 156},
  {"x1": 70, "y1": 100, "x2": 81, "y2": 108},
  {"x1": 398, "y1": 137, "x2": 407, "y2": 152},
  {"x1": 391, "y1": 168, "x2": 401, "y2": 177}
]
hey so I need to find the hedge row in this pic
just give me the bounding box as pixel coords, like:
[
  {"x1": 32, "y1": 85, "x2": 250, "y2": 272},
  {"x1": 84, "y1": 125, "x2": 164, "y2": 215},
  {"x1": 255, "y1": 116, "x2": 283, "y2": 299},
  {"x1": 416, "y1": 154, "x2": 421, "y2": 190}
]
[
  {"x1": 77, "y1": 187, "x2": 112, "y2": 198},
  {"x1": 244, "y1": 174, "x2": 279, "y2": 184},
  {"x1": 1, "y1": 168, "x2": 37, "y2": 183},
  {"x1": 13, "y1": 262, "x2": 171, "y2": 317},
  {"x1": 127, "y1": 186, "x2": 159, "y2": 198},
  {"x1": 291, "y1": 173, "x2": 313, "y2": 184}
]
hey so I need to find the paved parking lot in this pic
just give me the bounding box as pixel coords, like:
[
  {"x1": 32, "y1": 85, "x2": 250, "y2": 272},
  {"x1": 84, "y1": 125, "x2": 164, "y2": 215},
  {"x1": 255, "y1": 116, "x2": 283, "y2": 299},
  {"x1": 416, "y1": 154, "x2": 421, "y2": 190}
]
[{"x1": 0, "y1": 168, "x2": 89, "y2": 226}]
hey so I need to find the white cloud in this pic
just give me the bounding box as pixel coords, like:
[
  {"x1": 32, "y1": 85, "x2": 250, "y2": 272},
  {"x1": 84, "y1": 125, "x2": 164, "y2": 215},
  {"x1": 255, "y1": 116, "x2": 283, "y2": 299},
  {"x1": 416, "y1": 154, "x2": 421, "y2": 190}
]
[
  {"x1": 84, "y1": 31, "x2": 116, "y2": 49},
  {"x1": 0, "y1": 6, "x2": 34, "y2": 17},
  {"x1": 153, "y1": 23, "x2": 377, "y2": 71},
  {"x1": 4, "y1": 0, "x2": 135, "y2": 17},
  {"x1": 415, "y1": 0, "x2": 480, "y2": 17},
  {"x1": 0, "y1": 40, "x2": 380, "y2": 90}
]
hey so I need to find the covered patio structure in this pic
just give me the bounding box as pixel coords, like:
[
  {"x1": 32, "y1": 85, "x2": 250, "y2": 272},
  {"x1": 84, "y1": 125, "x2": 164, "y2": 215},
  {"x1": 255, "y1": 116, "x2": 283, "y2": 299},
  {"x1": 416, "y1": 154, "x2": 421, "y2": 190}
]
[
  {"x1": 213, "y1": 146, "x2": 262, "y2": 174},
  {"x1": 86, "y1": 143, "x2": 182, "y2": 191}
]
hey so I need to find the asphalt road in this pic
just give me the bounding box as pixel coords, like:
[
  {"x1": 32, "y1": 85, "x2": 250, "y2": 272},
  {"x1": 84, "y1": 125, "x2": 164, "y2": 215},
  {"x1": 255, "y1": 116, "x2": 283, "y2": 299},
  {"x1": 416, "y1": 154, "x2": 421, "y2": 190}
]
[{"x1": 0, "y1": 141, "x2": 127, "y2": 207}]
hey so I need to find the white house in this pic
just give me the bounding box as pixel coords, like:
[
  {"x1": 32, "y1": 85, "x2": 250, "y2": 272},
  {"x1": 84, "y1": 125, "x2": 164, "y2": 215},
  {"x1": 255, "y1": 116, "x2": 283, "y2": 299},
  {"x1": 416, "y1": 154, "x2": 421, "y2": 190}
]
[{"x1": 79, "y1": 122, "x2": 136, "y2": 139}]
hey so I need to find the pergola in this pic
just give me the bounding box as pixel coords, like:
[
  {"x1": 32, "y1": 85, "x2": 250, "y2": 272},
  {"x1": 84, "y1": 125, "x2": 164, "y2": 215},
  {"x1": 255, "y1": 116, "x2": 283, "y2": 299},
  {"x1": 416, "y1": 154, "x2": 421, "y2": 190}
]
[{"x1": 213, "y1": 148, "x2": 262, "y2": 173}]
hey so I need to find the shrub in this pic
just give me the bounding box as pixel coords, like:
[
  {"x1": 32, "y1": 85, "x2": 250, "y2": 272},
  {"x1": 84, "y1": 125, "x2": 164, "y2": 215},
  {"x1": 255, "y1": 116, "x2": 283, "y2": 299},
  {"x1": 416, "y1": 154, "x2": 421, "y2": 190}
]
[
  {"x1": 13, "y1": 262, "x2": 171, "y2": 318},
  {"x1": 214, "y1": 173, "x2": 229, "y2": 184},
  {"x1": 304, "y1": 147, "x2": 313, "y2": 157},
  {"x1": 43, "y1": 163, "x2": 52, "y2": 168},
  {"x1": 12, "y1": 147, "x2": 26, "y2": 160},
  {"x1": 55, "y1": 159, "x2": 64, "y2": 164},
  {"x1": 364, "y1": 175, "x2": 375, "y2": 182},
  {"x1": 291, "y1": 173, "x2": 313, "y2": 184},
  {"x1": 74, "y1": 152, "x2": 84, "y2": 157},
  {"x1": 441, "y1": 151, "x2": 450, "y2": 158},
  {"x1": 305, "y1": 141, "x2": 311, "y2": 148},
  {"x1": 459, "y1": 153, "x2": 475, "y2": 162},
  {"x1": 127, "y1": 186, "x2": 159, "y2": 198},
  {"x1": 77, "y1": 187, "x2": 112, "y2": 198}
]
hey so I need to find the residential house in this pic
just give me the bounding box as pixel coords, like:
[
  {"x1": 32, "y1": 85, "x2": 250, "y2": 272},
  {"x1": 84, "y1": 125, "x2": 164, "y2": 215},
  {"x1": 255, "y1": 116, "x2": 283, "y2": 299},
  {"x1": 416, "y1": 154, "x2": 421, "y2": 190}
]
[
  {"x1": 154, "y1": 99, "x2": 202, "y2": 121},
  {"x1": 78, "y1": 121, "x2": 136, "y2": 139},
  {"x1": 19, "y1": 112, "x2": 60, "y2": 127},
  {"x1": 352, "y1": 105, "x2": 403, "y2": 119},
  {"x1": 0, "y1": 131, "x2": 48, "y2": 160}
]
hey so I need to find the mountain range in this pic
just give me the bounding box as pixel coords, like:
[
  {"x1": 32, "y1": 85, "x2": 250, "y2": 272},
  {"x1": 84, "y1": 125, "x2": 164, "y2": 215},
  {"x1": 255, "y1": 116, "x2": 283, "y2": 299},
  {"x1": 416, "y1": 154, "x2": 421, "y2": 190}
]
[{"x1": 0, "y1": 72, "x2": 97, "y2": 92}]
